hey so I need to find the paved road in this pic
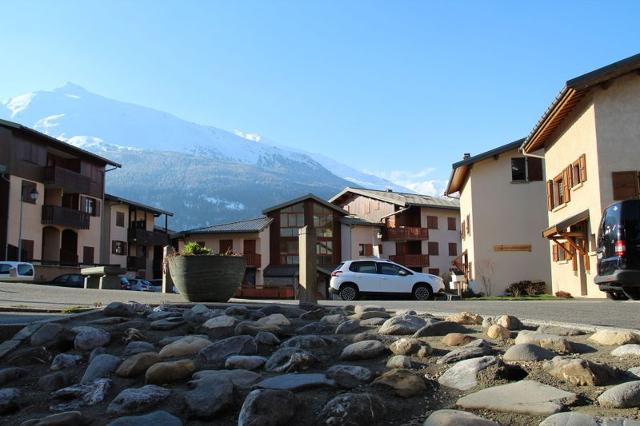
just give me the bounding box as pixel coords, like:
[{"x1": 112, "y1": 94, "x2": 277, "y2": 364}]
[{"x1": 0, "y1": 281, "x2": 637, "y2": 330}]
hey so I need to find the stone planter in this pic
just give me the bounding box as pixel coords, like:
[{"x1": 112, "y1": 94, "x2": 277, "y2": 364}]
[{"x1": 168, "y1": 255, "x2": 246, "y2": 302}]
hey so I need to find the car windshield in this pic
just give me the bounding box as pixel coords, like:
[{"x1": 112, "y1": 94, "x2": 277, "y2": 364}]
[
  {"x1": 0, "y1": 264, "x2": 12, "y2": 274},
  {"x1": 18, "y1": 264, "x2": 33, "y2": 276}
]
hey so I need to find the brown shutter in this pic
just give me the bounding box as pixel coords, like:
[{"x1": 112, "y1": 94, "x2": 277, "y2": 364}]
[
  {"x1": 466, "y1": 214, "x2": 471, "y2": 235},
  {"x1": 563, "y1": 167, "x2": 571, "y2": 203},
  {"x1": 612, "y1": 171, "x2": 639, "y2": 200},
  {"x1": 527, "y1": 157, "x2": 543, "y2": 181},
  {"x1": 111, "y1": 240, "x2": 116, "y2": 255},
  {"x1": 552, "y1": 244, "x2": 558, "y2": 262},
  {"x1": 364, "y1": 244, "x2": 373, "y2": 256},
  {"x1": 546, "y1": 180, "x2": 554, "y2": 211},
  {"x1": 95, "y1": 200, "x2": 101, "y2": 217},
  {"x1": 579, "y1": 154, "x2": 587, "y2": 182}
]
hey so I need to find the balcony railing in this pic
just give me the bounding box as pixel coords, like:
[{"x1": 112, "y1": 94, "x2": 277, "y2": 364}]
[
  {"x1": 384, "y1": 227, "x2": 429, "y2": 241},
  {"x1": 42, "y1": 205, "x2": 90, "y2": 230},
  {"x1": 43, "y1": 166, "x2": 91, "y2": 194},
  {"x1": 128, "y1": 228, "x2": 169, "y2": 246},
  {"x1": 243, "y1": 253, "x2": 262, "y2": 268},
  {"x1": 390, "y1": 254, "x2": 429, "y2": 267},
  {"x1": 127, "y1": 256, "x2": 147, "y2": 270}
]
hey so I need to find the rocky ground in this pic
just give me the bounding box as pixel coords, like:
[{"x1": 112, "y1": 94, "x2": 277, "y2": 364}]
[{"x1": 0, "y1": 302, "x2": 640, "y2": 425}]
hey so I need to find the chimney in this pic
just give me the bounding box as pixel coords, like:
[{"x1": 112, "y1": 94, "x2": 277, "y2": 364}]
[{"x1": 463, "y1": 153, "x2": 471, "y2": 160}]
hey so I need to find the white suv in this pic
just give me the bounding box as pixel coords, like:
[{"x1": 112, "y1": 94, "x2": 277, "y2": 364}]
[
  {"x1": 329, "y1": 259, "x2": 444, "y2": 301},
  {"x1": 0, "y1": 262, "x2": 35, "y2": 282}
]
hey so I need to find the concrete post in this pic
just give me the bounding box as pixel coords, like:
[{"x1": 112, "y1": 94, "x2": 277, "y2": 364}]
[
  {"x1": 298, "y1": 225, "x2": 318, "y2": 305},
  {"x1": 162, "y1": 245, "x2": 175, "y2": 294}
]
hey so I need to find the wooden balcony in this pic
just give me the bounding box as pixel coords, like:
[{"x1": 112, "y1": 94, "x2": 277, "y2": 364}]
[
  {"x1": 243, "y1": 253, "x2": 262, "y2": 268},
  {"x1": 390, "y1": 254, "x2": 429, "y2": 267},
  {"x1": 127, "y1": 256, "x2": 146, "y2": 270},
  {"x1": 41, "y1": 205, "x2": 90, "y2": 230},
  {"x1": 128, "y1": 228, "x2": 169, "y2": 246},
  {"x1": 384, "y1": 226, "x2": 429, "y2": 241},
  {"x1": 43, "y1": 166, "x2": 91, "y2": 194}
]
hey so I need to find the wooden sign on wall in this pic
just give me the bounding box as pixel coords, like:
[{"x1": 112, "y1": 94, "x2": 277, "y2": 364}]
[{"x1": 494, "y1": 244, "x2": 532, "y2": 252}]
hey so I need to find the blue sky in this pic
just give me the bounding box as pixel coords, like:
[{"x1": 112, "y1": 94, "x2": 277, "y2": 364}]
[{"x1": 1, "y1": 1, "x2": 639, "y2": 194}]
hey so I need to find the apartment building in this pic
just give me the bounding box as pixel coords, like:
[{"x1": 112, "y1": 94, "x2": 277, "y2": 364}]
[
  {"x1": 329, "y1": 187, "x2": 461, "y2": 277},
  {"x1": 102, "y1": 194, "x2": 173, "y2": 280},
  {"x1": 521, "y1": 53, "x2": 640, "y2": 298},
  {"x1": 0, "y1": 119, "x2": 120, "y2": 275},
  {"x1": 445, "y1": 140, "x2": 551, "y2": 295},
  {"x1": 175, "y1": 217, "x2": 271, "y2": 290}
]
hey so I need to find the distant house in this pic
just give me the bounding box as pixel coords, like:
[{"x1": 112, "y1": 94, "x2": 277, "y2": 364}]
[
  {"x1": 0, "y1": 118, "x2": 120, "y2": 276},
  {"x1": 102, "y1": 194, "x2": 173, "y2": 280},
  {"x1": 445, "y1": 140, "x2": 551, "y2": 296},
  {"x1": 521, "y1": 53, "x2": 640, "y2": 298},
  {"x1": 329, "y1": 187, "x2": 460, "y2": 277}
]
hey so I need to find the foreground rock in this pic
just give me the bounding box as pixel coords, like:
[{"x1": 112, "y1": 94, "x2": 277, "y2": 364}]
[
  {"x1": 116, "y1": 352, "x2": 160, "y2": 378},
  {"x1": 424, "y1": 409, "x2": 499, "y2": 426},
  {"x1": 379, "y1": 315, "x2": 426, "y2": 335},
  {"x1": 589, "y1": 329, "x2": 640, "y2": 346},
  {"x1": 515, "y1": 330, "x2": 579, "y2": 353},
  {"x1": 438, "y1": 339, "x2": 492, "y2": 364},
  {"x1": 0, "y1": 367, "x2": 27, "y2": 385},
  {"x1": 611, "y1": 344, "x2": 640, "y2": 357},
  {"x1": 0, "y1": 388, "x2": 20, "y2": 414},
  {"x1": 456, "y1": 380, "x2": 577, "y2": 416},
  {"x1": 544, "y1": 356, "x2": 622, "y2": 386},
  {"x1": 438, "y1": 356, "x2": 499, "y2": 391},
  {"x1": 257, "y1": 373, "x2": 335, "y2": 391},
  {"x1": 225, "y1": 355, "x2": 266, "y2": 370},
  {"x1": 486, "y1": 324, "x2": 510, "y2": 340},
  {"x1": 197, "y1": 335, "x2": 257, "y2": 368},
  {"x1": 50, "y1": 379, "x2": 111, "y2": 411},
  {"x1": 20, "y1": 411, "x2": 88, "y2": 426},
  {"x1": 597, "y1": 380, "x2": 640, "y2": 408},
  {"x1": 539, "y1": 412, "x2": 640, "y2": 426},
  {"x1": 413, "y1": 321, "x2": 470, "y2": 337},
  {"x1": 441, "y1": 333, "x2": 475, "y2": 347},
  {"x1": 238, "y1": 389, "x2": 297, "y2": 426},
  {"x1": 445, "y1": 312, "x2": 483, "y2": 325},
  {"x1": 340, "y1": 340, "x2": 386, "y2": 360},
  {"x1": 184, "y1": 375, "x2": 233, "y2": 418},
  {"x1": 73, "y1": 327, "x2": 110, "y2": 351},
  {"x1": 389, "y1": 337, "x2": 430, "y2": 356},
  {"x1": 159, "y1": 336, "x2": 211, "y2": 358},
  {"x1": 496, "y1": 315, "x2": 522, "y2": 330},
  {"x1": 106, "y1": 410, "x2": 182, "y2": 426},
  {"x1": 107, "y1": 385, "x2": 171, "y2": 415},
  {"x1": 503, "y1": 343, "x2": 555, "y2": 361},
  {"x1": 194, "y1": 369, "x2": 261, "y2": 388},
  {"x1": 81, "y1": 354, "x2": 121, "y2": 384},
  {"x1": 373, "y1": 369, "x2": 426, "y2": 397},
  {"x1": 319, "y1": 393, "x2": 385, "y2": 426},
  {"x1": 145, "y1": 359, "x2": 195, "y2": 384},
  {"x1": 265, "y1": 347, "x2": 318, "y2": 373},
  {"x1": 326, "y1": 365, "x2": 373, "y2": 388}
]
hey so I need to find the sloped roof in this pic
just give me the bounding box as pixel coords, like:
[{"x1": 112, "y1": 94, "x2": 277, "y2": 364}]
[
  {"x1": 522, "y1": 53, "x2": 640, "y2": 153},
  {"x1": 340, "y1": 215, "x2": 383, "y2": 227},
  {"x1": 0, "y1": 118, "x2": 121, "y2": 167},
  {"x1": 177, "y1": 216, "x2": 273, "y2": 236},
  {"x1": 105, "y1": 194, "x2": 173, "y2": 216},
  {"x1": 445, "y1": 139, "x2": 524, "y2": 195},
  {"x1": 330, "y1": 187, "x2": 460, "y2": 210},
  {"x1": 262, "y1": 193, "x2": 348, "y2": 215}
]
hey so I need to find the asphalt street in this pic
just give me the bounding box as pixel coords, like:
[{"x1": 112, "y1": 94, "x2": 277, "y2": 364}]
[{"x1": 0, "y1": 281, "x2": 637, "y2": 330}]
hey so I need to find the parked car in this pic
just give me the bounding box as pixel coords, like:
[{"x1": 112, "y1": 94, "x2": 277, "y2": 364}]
[
  {"x1": 0, "y1": 262, "x2": 35, "y2": 282},
  {"x1": 120, "y1": 277, "x2": 132, "y2": 290},
  {"x1": 49, "y1": 274, "x2": 85, "y2": 288},
  {"x1": 595, "y1": 199, "x2": 640, "y2": 300},
  {"x1": 329, "y1": 259, "x2": 444, "y2": 301},
  {"x1": 130, "y1": 278, "x2": 161, "y2": 292}
]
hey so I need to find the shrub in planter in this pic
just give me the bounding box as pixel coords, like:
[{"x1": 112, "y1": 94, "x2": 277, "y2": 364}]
[
  {"x1": 506, "y1": 280, "x2": 547, "y2": 297},
  {"x1": 168, "y1": 242, "x2": 246, "y2": 302}
]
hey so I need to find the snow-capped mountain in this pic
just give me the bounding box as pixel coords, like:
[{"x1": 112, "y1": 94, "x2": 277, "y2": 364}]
[{"x1": 0, "y1": 83, "x2": 409, "y2": 229}]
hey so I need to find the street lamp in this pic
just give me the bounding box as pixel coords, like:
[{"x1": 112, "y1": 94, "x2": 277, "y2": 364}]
[{"x1": 18, "y1": 187, "x2": 38, "y2": 262}]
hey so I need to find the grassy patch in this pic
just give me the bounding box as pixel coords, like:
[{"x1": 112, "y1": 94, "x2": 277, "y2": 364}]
[
  {"x1": 472, "y1": 294, "x2": 563, "y2": 301},
  {"x1": 61, "y1": 305, "x2": 92, "y2": 314}
]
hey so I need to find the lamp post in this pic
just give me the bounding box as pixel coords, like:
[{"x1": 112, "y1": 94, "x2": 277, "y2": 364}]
[{"x1": 18, "y1": 187, "x2": 38, "y2": 262}]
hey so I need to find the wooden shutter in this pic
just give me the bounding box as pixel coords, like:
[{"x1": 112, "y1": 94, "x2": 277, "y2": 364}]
[
  {"x1": 527, "y1": 157, "x2": 543, "y2": 181},
  {"x1": 364, "y1": 244, "x2": 373, "y2": 256},
  {"x1": 612, "y1": 171, "x2": 640, "y2": 200},
  {"x1": 546, "y1": 180, "x2": 554, "y2": 210},
  {"x1": 111, "y1": 240, "x2": 117, "y2": 255},
  {"x1": 448, "y1": 242, "x2": 457, "y2": 256},
  {"x1": 552, "y1": 244, "x2": 558, "y2": 262},
  {"x1": 447, "y1": 217, "x2": 456, "y2": 230},
  {"x1": 466, "y1": 214, "x2": 471, "y2": 235},
  {"x1": 428, "y1": 241, "x2": 439, "y2": 256},
  {"x1": 579, "y1": 154, "x2": 587, "y2": 182},
  {"x1": 563, "y1": 167, "x2": 572, "y2": 203}
]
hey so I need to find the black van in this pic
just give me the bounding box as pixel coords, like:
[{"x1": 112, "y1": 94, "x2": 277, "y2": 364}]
[{"x1": 595, "y1": 199, "x2": 640, "y2": 300}]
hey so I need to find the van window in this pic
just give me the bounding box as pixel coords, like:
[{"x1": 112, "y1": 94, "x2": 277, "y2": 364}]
[
  {"x1": 379, "y1": 263, "x2": 403, "y2": 275},
  {"x1": 0, "y1": 264, "x2": 11, "y2": 274},
  {"x1": 349, "y1": 261, "x2": 377, "y2": 274},
  {"x1": 17, "y1": 264, "x2": 33, "y2": 276},
  {"x1": 621, "y1": 201, "x2": 640, "y2": 245}
]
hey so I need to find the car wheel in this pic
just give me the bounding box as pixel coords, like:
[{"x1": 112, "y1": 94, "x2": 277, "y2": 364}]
[
  {"x1": 412, "y1": 284, "x2": 433, "y2": 301},
  {"x1": 622, "y1": 287, "x2": 640, "y2": 300},
  {"x1": 607, "y1": 290, "x2": 629, "y2": 301},
  {"x1": 339, "y1": 283, "x2": 359, "y2": 301}
]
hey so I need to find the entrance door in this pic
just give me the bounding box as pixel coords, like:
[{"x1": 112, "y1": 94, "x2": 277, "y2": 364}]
[{"x1": 60, "y1": 229, "x2": 78, "y2": 265}]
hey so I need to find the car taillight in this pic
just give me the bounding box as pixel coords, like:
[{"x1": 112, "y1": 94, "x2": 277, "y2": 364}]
[
  {"x1": 615, "y1": 239, "x2": 626, "y2": 257},
  {"x1": 331, "y1": 271, "x2": 342, "y2": 277}
]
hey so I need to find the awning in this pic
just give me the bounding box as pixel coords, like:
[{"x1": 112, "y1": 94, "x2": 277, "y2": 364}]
[{"x1": 543, "y1": 210, "x2": 590, "y2": 239}]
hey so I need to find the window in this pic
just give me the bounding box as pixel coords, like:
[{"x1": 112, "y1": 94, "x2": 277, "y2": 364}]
[
  {"x1": 511, "y1": 157, "x2": 543, "y2": 182},
  {"x1": 552, "y1": 243, "x2": 571, "y2": 262},
  {"x1": 0, "y1": 264, "x2": 11, "y2": 274},
  {"x1": 378, "y1": 262, "x2": 405, "y2": 276},
  {"x1": 551, "y1": 169, "x2": 571, "y2": 208},
  {"x1": 116, "y1": 212, "x2": 125, "y2": 227},
  {"x1": 81, "y1": 196, "x2": 100, "y2": 217},
  {"x1": 426, "y1": 216, "x2": 438, "y2": 229},
  {"x1": 349, "y1": 261, "x2": 377, "y2": 274},
  {"x1": 112, "y1": 240, "x2": 127, "y2": 256},
  {"x1": 280, "y1": 203, "x2": 304, "y2": 237},
  {"x1": 447, "y1": 217, "x2": 456, "y2": 231},
  {"x1": 17, "y1": 264, "x2": 34, "y2": 276},
  {"x1": 220, "y1": 239, "x2": 233, "y2": 254},
  {"x1": 612, "y1": 171, "x2": 640, "y2": 201},
  {"x1": 316, "y1": 240, "x2": 333, "y2": 266},
  {"x1": 21, "y1": 180, "x2": 38, "y2": 204},
  {"x1": 20, "y1": 239, "x2": 34, "y2": 261},
  {"x1": 83, "y1": 246, "x2": 94, "y2": 264},
  {"x1": 358, "y1": 243, "x2": 373, "y2": 256},
  {"x1": 21, "y1": 141, "x2": 47, "y2": 165},
  {"x1": 280, "y1": 239, "x2": 299, "y2": 265},
  {"x1": 428, "y1": 241, "x2": 439, "y2": 256},
  {"x1": 428, "y1": 268, "x2": 440, "y2": 276},
  {"x1": 313, "y1": 204, "x2": 334, "y2": 266},
  {"x1": 571, "y1": 154, "x2": 587, "y2": 187},
  {"x1": 448, "y1": 242, "x2": 457, "y2": 256}
]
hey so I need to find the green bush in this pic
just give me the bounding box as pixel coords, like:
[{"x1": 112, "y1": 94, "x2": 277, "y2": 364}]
[{"x1": 182, "y1": 241, "x2": 212, "y2": 256}]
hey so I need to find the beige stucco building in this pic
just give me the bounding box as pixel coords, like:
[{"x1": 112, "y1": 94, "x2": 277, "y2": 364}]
[
  {"x1": 330, "y1": 187, "x2": 461, "y2": 277},
  {"x1": 445, "y1": 141, "x2": 552, "y2": 295},
  {"x1": 522, "y1": 53, "x2": 640, "y2": 298}
]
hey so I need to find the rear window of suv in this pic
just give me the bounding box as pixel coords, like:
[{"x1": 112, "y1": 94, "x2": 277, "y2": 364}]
[{"x1": 349, "y1": 261, "x2": 377, "y2": 274}]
